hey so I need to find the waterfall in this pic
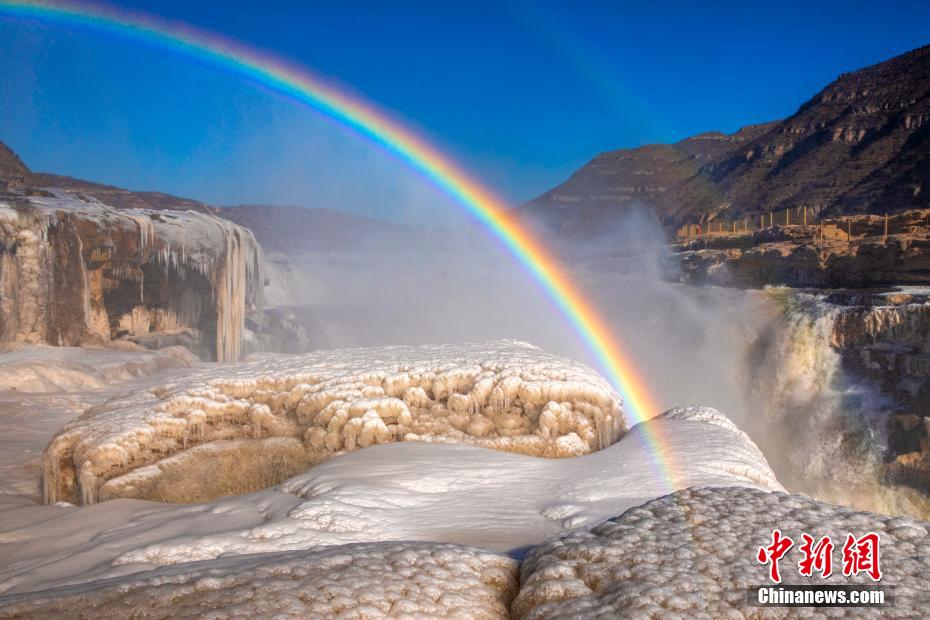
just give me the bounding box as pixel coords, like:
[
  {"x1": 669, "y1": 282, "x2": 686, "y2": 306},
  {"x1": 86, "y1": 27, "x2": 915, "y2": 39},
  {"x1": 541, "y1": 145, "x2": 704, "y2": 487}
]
[
  {"x1": 747, "y1": 291, "x2": 930, "y2": 518},
  {"x1": 213, "y1": 219, "x2": 264, "y2": 362}
]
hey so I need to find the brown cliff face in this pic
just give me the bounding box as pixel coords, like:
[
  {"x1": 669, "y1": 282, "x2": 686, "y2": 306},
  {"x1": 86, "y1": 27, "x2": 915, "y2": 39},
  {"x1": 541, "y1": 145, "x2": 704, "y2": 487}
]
[
  {"x1": 522, "y1": 44, "x2": 930, "y2": 236},
  {"x1": 713, "y1": 44, "x2": 930, "y2": 218},
  {"x1": 523, "y1": 124, "x2": 774, "y2": 237},
  {"x1": 674, "y1": 210, "x2": 930, "y2": 288},
  {"x1": 0, "y1": 142, "x2": 265, "y2": 361},
  {"x1": 0, "y1": 196, "x2": 264, "y2": 362},
  {"x1": 0, "y1": 141, "x2": 29, "y2": 191},
  {"x1": 817, "y1": 292, "x2": 930, "y2": 494}
]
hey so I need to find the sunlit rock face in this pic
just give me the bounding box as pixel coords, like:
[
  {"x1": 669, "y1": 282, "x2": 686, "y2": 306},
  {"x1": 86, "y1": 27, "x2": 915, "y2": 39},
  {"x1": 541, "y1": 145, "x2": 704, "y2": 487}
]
[
  {"x1": 513, "y1": 486, "x2": 930, "y2": 619},
  {"x1": 523, "y1": 44, "x2": 930, "y2": 237},
  {"x1": 42, "y1": 340, "x2": 625, "y2": 505},
  {"x1": 0, "y1": 192, "x2": 263, "y2": 362},
  {"x1": 0, "y1": 542, "x2": 519, "y2": 619}
]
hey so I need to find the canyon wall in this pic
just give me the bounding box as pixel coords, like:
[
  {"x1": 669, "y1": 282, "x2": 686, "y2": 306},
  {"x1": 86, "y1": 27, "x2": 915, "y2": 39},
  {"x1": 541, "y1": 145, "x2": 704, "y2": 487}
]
[
  {"x1": 0, "y1": 192, "x2": 264, "y2": 361},
  {"x1": 521, "y1": 44, "x2": 930, "y2": 237}
]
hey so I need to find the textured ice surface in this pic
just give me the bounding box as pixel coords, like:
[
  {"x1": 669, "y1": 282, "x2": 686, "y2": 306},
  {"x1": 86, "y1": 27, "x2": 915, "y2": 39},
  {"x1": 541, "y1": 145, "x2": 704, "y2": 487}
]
[
  {"x1": 0, "y1": 344, "x2": 195, "y2": 393},
  {"x1": 0, "y1": 406, "x2": 781, "y2": 595},
  {"x1": 42, "y1": 340, "x2": 625, "y2": 505},
  {"x1": 0, "y1": 345, "x2": 196, "y2": 499},
  {"x1": 0, "y1": 541, "x2": 517, "y2": 619},
  {"x1": 513, "y1": 486, "x2": 930, "y2": 619}
]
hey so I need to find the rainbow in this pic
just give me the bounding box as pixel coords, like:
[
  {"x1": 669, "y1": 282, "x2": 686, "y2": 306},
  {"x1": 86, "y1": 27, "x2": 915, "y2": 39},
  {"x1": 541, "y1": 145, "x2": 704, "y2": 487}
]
[{"x1": 0, "y1": 0, "x2": 677, "y2": 488}]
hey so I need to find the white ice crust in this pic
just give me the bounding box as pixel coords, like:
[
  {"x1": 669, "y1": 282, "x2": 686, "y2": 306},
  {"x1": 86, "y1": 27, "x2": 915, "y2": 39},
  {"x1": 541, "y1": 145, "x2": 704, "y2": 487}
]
[
  {"x1": 0, "y1": 345, "x2": 197, "y2": 499},
  {"x1": 42, "y1": 340, "x2": 626, "y2": 505},
  {"x1": 0, "y1": 405, "x2": 782, "y2": 596},
  {"x1": 514, "y1": 486, "x2": 930, "y2": 618},
  {"x1": 0, "y1": 541, "x2": 518, "y2": 619},
  {"x1": 0, "y1": 344, "x2": 196, "y2": 393}
]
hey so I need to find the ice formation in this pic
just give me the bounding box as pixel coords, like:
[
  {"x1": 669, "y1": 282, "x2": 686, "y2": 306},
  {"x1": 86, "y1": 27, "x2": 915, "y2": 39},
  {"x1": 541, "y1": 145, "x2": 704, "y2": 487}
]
[
  {"x1": 0, "y1": 344, "x2": 199, "y2": 499},
  {"x1": 513, "y1": 486, "x2": 930, "y2": 618},
  {"x1": 0, "y1": 193, "x2": 263, "y2": 361},
  {"x1": 0, "y1": 344, "x2": 196, "y2": 393},
  {"x1": 0, "y1": 542, "x2": 518, "y2": 619},
  {"x1": 2, "y1": 405, "x2": 782, "y2": 595},
  {"x1": 41, "y1": 341, "x2": 624, "y2": 505}
]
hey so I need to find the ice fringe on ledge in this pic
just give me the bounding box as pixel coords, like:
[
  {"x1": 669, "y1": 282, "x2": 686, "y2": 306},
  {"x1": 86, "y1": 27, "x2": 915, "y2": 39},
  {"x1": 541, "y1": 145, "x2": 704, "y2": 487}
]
[
  {"x1": 513, "y1": 486, "x2": 930, "y2": 619},
  {"x1": 42, "y1": 340, "x2": 625, "y2": 505},
  {"x1": 0, "y1": 194, "x2": 263, "y2": 361},
  {"x1": 0, "y1": 542, "x2": 518, "y2": 619}
]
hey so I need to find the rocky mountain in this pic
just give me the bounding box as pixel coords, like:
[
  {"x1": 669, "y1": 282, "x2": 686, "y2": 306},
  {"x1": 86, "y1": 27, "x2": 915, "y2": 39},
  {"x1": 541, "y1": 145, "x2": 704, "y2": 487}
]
[
  {"x1": 1, "y1": 143, "x2": 406, "y2": 254},
  {"x1": 522, "y1": 44, "x2": 930, "y2": 236},
  {"x1": 0, "y1": 141, "x2": 29, "y2": 191},
  {"x1": 31, "y1": 172, "x2": 216, "y2": 213},
  {"x1": 0, "y1": 143, "x2": 268, "y2": 362},
  {"x1": 1, "y1": 141, "x2": 215, "y2": 213}
]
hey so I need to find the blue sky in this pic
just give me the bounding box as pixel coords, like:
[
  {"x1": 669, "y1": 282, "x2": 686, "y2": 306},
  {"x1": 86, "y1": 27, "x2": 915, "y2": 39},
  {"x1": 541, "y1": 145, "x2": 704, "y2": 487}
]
[{"x1": 1, "y1": 0, "x2": 930, "y2": 221}]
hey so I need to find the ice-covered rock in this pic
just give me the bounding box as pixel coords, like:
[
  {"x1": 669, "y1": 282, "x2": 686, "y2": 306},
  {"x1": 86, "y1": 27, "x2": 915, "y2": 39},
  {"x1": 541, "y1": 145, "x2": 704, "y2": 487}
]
[
  {"x1": 0, "y1": 344, "x2": 199, "y2": 499},
  {"x1": 1, "y1": 405, "x2": 780, "y2": 595},
  {"x1": 513, "y1": 486, "x2": 930, "y2": 618},
  {"x1": 0, "y1": 542, "x2": 518, "y2": 619},
  {"x1": 42, "y1": 341, "x2": 625, "y2": 505},
  {"x1": 0, "y1": 193, "x2": 263, "y2": 362}
]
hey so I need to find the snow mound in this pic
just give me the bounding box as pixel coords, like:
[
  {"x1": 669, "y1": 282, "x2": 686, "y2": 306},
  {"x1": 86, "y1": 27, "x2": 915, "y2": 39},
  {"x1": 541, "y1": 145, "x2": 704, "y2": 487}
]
[
  {"x1": 513, "y1": 486, "x2": 930, "y2": 618},
  {"x1": 42, "y1": 341, "x2": 625, "y2": 505},
  {"x1": 0, "y1": 542, "x2": 518, "y2": 619},
  {"x1": 0, "y1": 344, "x2": 195, "y2": 393},
  {"x1": 2, "y1": 407, "x2": 781, "y2": 594}
]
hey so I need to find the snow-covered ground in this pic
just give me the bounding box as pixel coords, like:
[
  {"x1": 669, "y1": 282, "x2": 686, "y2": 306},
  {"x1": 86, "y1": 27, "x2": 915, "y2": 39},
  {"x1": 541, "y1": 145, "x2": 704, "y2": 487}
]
[
  {"x1": 0, "y1": 344, "x2": 195, "y2": 499},
  {"x1": 0, "y1": 541, "x2": 519, "y2": 619},
  {"x1": 0, "y1": 404, "x2": 781, "y2": 596},
  {"x1": 12, "y1": 339, "x2": 922, "y2": 617},
  {"x1": 0, "y1": 344, "x2": 195, "y2": 393}
]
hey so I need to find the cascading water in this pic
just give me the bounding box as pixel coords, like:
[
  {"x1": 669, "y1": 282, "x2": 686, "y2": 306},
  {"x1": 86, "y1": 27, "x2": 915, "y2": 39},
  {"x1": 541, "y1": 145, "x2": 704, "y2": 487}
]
[{"x1": 746, "y1": 290, "x2": 930, "y2": 518}]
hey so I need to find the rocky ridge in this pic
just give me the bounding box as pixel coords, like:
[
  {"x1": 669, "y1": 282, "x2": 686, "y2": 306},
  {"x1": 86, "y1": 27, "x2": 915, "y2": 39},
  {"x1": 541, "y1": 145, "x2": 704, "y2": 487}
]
[{"x1": 522, "y1": 44, "x2": 930, "y2": 236}]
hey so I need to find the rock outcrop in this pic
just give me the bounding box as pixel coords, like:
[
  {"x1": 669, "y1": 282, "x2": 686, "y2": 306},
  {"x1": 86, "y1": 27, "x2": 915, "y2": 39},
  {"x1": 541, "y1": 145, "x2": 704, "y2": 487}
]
[
  {"x1": 0, "y1": 142, "x2": 28, "y2": 192},
  {"x1": 820, "y1": 291, "x2": 930, "y2": 492},
  {"x1": 676, "y1": 210, "x2": 930, "y2": 288},
  {"x1": 522, "y1": 44, "x2": 930, "y2": 236},
  {"x1": 0, "y1": 192, "x2": 263, "y2": 362}
]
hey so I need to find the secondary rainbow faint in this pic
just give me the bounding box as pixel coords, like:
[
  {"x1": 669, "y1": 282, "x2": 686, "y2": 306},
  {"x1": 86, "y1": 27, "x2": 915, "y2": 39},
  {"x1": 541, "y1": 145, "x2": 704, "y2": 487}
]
[{"x1": 0, "y1": 0, "x2": 677, "y2": 489}]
